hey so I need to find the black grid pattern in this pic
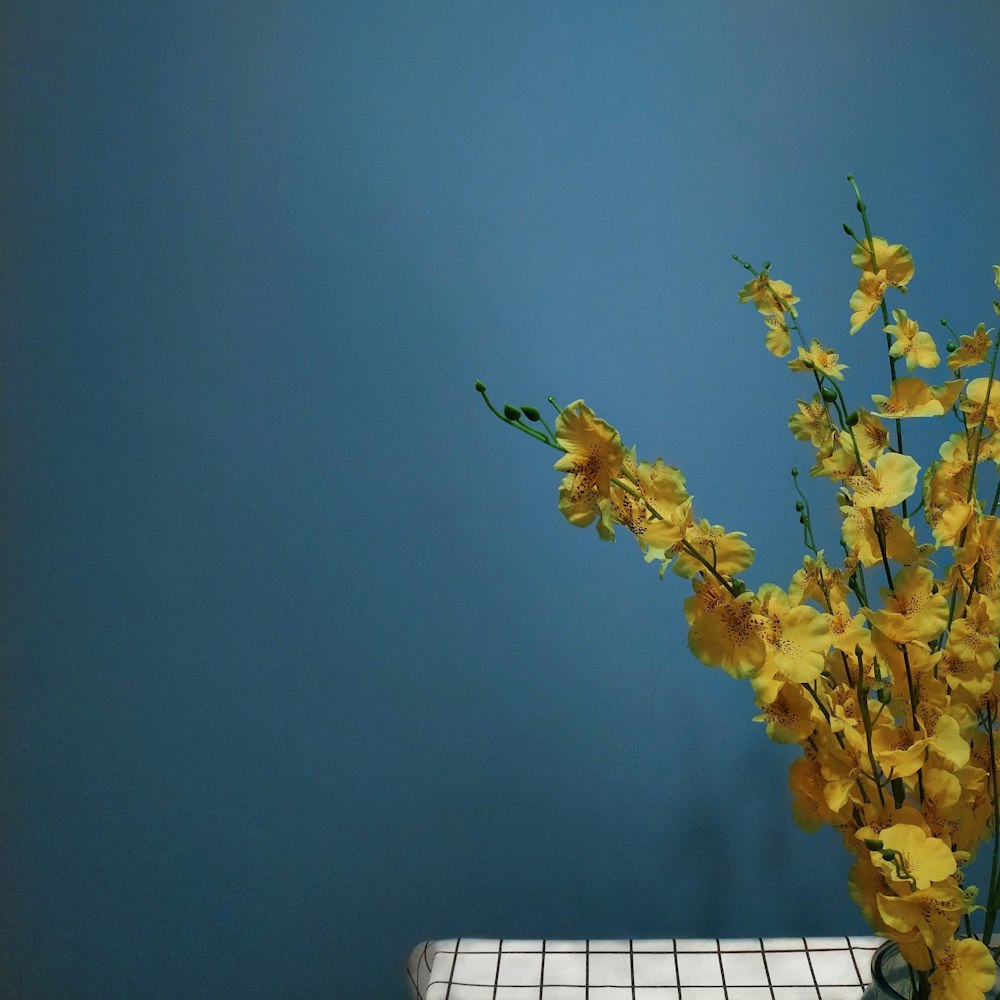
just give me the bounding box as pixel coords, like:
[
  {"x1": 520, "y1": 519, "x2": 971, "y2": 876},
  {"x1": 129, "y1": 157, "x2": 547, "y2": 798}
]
[{"x1": 405, "y1": 937, "x2": 881, "y2": 1000}]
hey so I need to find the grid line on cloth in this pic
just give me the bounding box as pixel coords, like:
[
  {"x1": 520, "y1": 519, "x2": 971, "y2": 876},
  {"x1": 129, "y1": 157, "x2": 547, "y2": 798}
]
[{"x1": 405, "y1": 936, "x2": 882, "y2": 1000}]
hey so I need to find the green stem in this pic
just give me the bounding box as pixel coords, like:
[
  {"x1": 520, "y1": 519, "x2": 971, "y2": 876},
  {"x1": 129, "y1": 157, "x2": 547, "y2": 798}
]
[
  {"x1": 982, "y1": 708, "x2": 1000, "y2": 944},
  {"x1": 478, "y1": 384, "x2": 565, "y2": 450},
  {"x1": 847, "y1": 175, "x2": 906, "y2": 514}
]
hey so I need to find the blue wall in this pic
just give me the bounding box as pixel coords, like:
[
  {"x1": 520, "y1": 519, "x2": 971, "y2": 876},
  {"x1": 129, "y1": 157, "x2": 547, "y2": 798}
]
[{"x1": 3, "y1": 2, "x2": 999, "y2": 997}]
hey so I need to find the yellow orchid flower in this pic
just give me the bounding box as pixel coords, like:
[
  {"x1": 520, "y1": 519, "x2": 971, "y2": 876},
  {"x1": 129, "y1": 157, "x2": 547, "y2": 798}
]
[
  {"x1": 671, "y1": 519, "x2": 754, "y2": 579},
  {"x1": 878, "y1": 880, "x2": 966, "y2": 956},
  {"x1": 850, "y1": 268, "x2": 888, "y2": 334},
  {"x1": 947, "y1": 323, "x2": 992, "y2": 372},
  {"x1": 685, "y1": 580, "x2": 766, "y2": 678},
  {"x1": 885, "y1": 309, "x2": 940, "y2": 371},
  {"x1": 851, "y1": 411, "x2": 891, "y2": 462},
  {"x1": 871, "y1": 377, "x2": 965, "y2": 418},
  {"x1": 790, "y1": 753, "x2": 850, "y2": 831},
  {"x1": 756, "y1": 584, "x2": 832, "y2": 683},
  {"x1": 787, "y1": 553, "x2": 851, "y2": 608},
  {"x1": 847, "y1": 452, "x2": 920, "y2": 510},
  {"x1": 959, "y1": 377, "x2": 1000, "y2": 432},
  {"x1": 788, "y1": 339, "x2": 847, "y2": 380},
  {"x1": 947, "y1": 593, "x2": 1000, "y2": 671},
  {"x1": 788, "y1": 395, "x2": 835, "y2": 449},
  {"x1": 737, "y1": 273, "x2": 799, "y2": 316},
  {"x1": 828, "y1": 601, "x2": 869, "y2": 653},
  {"x1": 763, "y1": 313, "x2": 791, "y2": 357},
  {"x1": 870, "y1": 824, "x2": 957, "y2": 890},
  {"x1": 866, "y1": 565, "x2": 949, "y2": 643},
  {"x1": 558, "y1": 475, "x2": 616, "y2": 539},
  {"x1": 851, "y1": 236, "x2": 916, "y2": 290},
  {"x1": 553, "y1": 400, "x2": 628, "y2": 501},
  {"x1": 871, "y1": 722, "x2": 933, "y2": 779},
  {"x1": 928, "y1": 937, "x2": 998, "y2": 1000},
  {"x1": 752, "y1": 682, "x2": 815, "y2": 743}
]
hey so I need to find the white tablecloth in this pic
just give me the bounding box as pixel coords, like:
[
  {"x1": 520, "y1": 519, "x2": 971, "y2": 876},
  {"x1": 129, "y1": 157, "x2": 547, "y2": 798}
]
[{"x1": 406, "y1": 937, "x2": 882, "y2": 1000}]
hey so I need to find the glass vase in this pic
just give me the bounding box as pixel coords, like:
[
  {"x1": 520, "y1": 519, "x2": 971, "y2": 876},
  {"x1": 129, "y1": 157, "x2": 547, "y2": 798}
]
[{"x1": 862, "y1": 941, "x2": 1000, "y2": 1000}]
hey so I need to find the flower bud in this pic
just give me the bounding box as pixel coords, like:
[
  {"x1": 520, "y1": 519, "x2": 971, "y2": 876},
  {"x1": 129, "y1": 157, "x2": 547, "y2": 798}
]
[
  {"x1": 846, "y1": 410, "x2": 860, "y2": 426},
  {"x1": 821, "y1": 386, "x2": 838, "y2": 403},
  {"x1": 946, "y1": 340, "x2": 957, "y2": 353},
  {"x1": 520, "y1": 405, "x2": 541, "y2": 421},
  {"x1": 503, "y1": 404, "x2": 522, "y2": 421},
  {"x1": 475, "y1": 380, "x2": 487, "y2": 393},
  {"x1": 791, "y1": 467, "x2": 799, "y2": 477},
  {"x1": 795, "y1": 501, "x2": 804, "y2": 512},
  {"x1": 863, "y1": 838, "x2": 884, "y2": 852}
]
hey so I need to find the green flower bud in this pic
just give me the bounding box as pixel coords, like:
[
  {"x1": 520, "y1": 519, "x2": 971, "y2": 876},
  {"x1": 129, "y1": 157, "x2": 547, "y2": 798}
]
[
  {"x1": 821, "y1": 386, "x2": 838, "y2": 403},
  {"x1": 503, "y1": 404, "x2": 522, "y2": 421},
  {"x1": 791, "y1": 467, "x2": 799, "y2": 477},
  {"x1": 946, "y1": 340, "x2": 957, "y2": 353},
  {"x1": 520, "y1": 405, "x2": 541, "y2": 422},
  {"x1": 475, "y1": 380, "x2": 487, "y2": 393},
  {"x1": 795, "y1": 501, "x2": 804, "y2": 512},
  {"x1": 863, "y1": 838, "x2": 884, "y2": 852},
  {"x1": 846, "y1": 410, "x2": 860, "y2": 426}
]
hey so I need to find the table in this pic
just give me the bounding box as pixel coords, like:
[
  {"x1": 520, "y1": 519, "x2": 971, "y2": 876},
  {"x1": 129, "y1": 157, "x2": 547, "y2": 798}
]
[{"x1": 405, "y1": 937, "x2": 882, "y2": 1000}]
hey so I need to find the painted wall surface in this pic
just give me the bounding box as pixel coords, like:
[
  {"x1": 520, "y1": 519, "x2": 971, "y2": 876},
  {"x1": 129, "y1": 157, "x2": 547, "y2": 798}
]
[{"x1": 3, "y1": 3, "x2": 999, "y2": 998}]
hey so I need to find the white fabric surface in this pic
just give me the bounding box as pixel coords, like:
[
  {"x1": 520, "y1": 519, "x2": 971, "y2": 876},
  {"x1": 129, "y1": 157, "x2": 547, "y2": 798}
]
[{"x1": 406, "y1": 936, "x2": 883, "y2": 1000}]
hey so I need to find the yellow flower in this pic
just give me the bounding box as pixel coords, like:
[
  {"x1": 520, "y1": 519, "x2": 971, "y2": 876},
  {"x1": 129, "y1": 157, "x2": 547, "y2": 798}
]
[
  {"x1": 788, "y1": 395, "x2": 835, "y2": 449},
  {"x1": 850, "y1": 268, "x2": 888, "y2": 334},
  {"x1": 671, "y1": 520, "x2": 754, "y2": 579},
  {"x1": 558, "y1": 475, "x2": 616, "y2": 539},
  {"x1": 752, "y1": 682, "x2": 815, "y2": 743},
  {"x1": 947, "y1": 323, "x2": 992, "y2": 372},
  {"x1": 871, "y1": 721, "x2": 933, "y2": 779},
  {"x1": 606, "y1": 458, "x2": 693, "y2": 555},
  {"x1": 846, "y1": 452, "x2": 920, "y2": 510},
  {"x1": 851, "y1": 411, "x2": 891, "y2": 462},
  {"x1": 959, "y1": 377, "x2": 1000, "y2": 433},
  {"x1": 877, "y1": 881, "x2": 966, "y2": 956},
  {"x1": 928, "y1": 938, "x2": 997, "y2": 1000},
  {"x1": 840, "y1": 503, "x2": 921, "y2": 567},
  {"x1": 613, "y1": 459, "x2": 692, "y2": 560},
  {"x1": 871, "y1": 377, "x2": 965, "y2": 418},
  {"x1": 851, "y1": 236, "x2": 915, "y2": 290},
  {"x1": 685, "y1": 580, "x2": 766, "y2": 678},
  {"x1": 869, "y1": 824, "x2": 957, "y2": 890},
  {"x1": 828, "y1": 601, "x2": 869, "y2": 653},
  {"x1": 788, "y1": 553, "x2": 851, "y2": 608},
  {"x1": 553, "y1": 401, "x2": 627, "y2": 500},
  {"x1": 866, "y1": 565, "x2": 949, "y2": 643},
  {"x1": 763, "y1": 313, "x2": 791, "y2": 357},
  {"x1": 788, "y1": 339, "x2": 847, "y2": 380},
  {"x1": 757, "y1": 584, "x2": 832, "y2": 683},
  {"x1": 790, "y1": 753, "x2": 849, "y2": 831},
  {"x1": 885, "y1": 309, "x2": 940, "y2": 371},
  {"x1": 947, "y1": 593, "x2": 1000, "y2": 672},
  {"x1": 737, "y1": 273, "x2": 799, "y2": 316}
]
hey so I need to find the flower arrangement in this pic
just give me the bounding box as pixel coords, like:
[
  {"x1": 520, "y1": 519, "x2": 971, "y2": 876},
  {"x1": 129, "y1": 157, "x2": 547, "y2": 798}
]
[{"x1": 477, "y1": 177, "x2": 1000, "y2": 1000}]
